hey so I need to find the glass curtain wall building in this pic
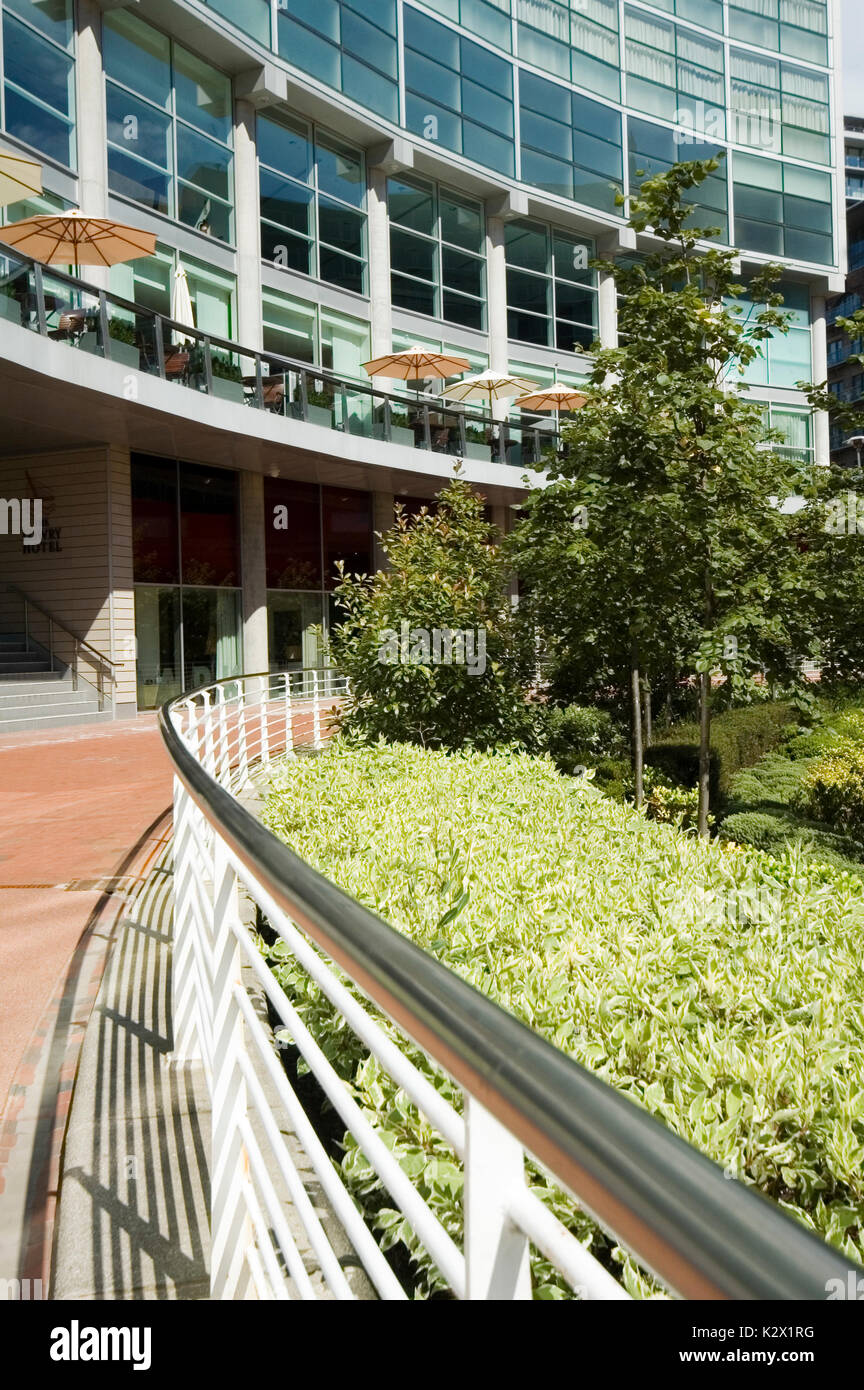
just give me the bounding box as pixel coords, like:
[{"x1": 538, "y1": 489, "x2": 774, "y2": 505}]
[{"x1": 0, "y1": 0, "x2": 844, "y2": 713}]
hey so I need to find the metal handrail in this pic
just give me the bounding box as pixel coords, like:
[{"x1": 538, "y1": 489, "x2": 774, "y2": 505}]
[
  {"x1": 0, "y1": 244, "x2": 559, "y2": 468},
  {"x1": 160, "y1": 672, "x2": 859, "y2": 1301},
  {"x1": 6, "y1": 582, "x2": 116, "y2": 709}
]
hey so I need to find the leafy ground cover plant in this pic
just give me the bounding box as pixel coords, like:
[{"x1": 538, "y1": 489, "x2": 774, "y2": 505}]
[{"x1": 262, "y1": 742, "x2": 864, "y2": 1297}]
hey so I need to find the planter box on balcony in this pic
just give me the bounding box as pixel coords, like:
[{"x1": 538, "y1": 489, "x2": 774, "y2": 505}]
[
  {"x1": 465, "y1": 441, "x2": 492, "y2": 462},
  {"x1": 80, "y1": 332, "x2": 140, "y2": 369},
  {"x1": 373, "y1": 423, "x2": 415, "y2": 448},
  {"x1": 305, "y1": 403, "x2": 333, "y2": 429},
  {"x1": 210, "y1": 375, "x2": 247, "y2": 405}
]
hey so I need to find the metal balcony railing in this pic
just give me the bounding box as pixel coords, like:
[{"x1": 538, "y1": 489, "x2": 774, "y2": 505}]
[
  {"x1": 0, "y1": 245, "x2": 558, "y2": 470},
  {"x1": 159, "y1": 671, "x2": 859, "y2": 1301}
]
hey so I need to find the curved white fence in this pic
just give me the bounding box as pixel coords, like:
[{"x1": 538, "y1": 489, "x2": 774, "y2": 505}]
[{"x1": 162, "y1": 672, "x2": 857, "y2": 1302}]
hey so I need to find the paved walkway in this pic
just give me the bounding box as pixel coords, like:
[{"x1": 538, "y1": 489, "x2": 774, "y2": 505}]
[{"x1": 0, "y1": 717, "x2": 173, "y2": 1293}]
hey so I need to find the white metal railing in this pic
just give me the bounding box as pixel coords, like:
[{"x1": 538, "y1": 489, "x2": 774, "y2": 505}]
[{"x1": 162, "y1": 672, "x2": 858, "y2": 1302}]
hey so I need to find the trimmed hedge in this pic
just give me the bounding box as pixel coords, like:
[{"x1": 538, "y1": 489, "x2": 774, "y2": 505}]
[
  {"x1": 795, "y1": 740, "x2": 864, "y2": 837},
  {"x1": 720, "y1": 810, "x2": 864, "y2": 878},
  {"x1": 649, "y1": 703, "x2": 793, "y2": 797},
  {"x1": 264, "y1": 741, "x2": 864, "y2": 1297}
]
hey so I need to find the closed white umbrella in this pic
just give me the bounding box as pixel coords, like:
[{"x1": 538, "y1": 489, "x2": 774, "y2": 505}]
[{"x1": 171, "y1": 262, "x2": 195, "y2": 346}]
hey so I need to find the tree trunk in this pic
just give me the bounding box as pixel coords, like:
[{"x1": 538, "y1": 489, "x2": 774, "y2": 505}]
[
  {"x1": 697, "y1": 674, "x2": 712, "y2": 837},
  {"x1": 631, "y1": 645, "x2": 644, "y2": 810},
  {"x1": 643, "y1": 677, "x2": 653, "y2": 748}
]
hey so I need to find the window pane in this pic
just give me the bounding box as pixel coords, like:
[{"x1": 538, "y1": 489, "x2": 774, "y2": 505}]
[
  {"x1": 258, "y1": 114, "x2": 311, "y2": 182},
  {"x1": 392, "y1": 273, "x2": 436, "y2": 316},
  {"x1": 133, "y1": 456, "x2": 179, "y2": 583},
  {"x1": 443, "y1": 289, "x2": 483, "y2": 329},
  {"x1": 260, "y1": 170, "x2": 314, "y2": 236},
  {"x1": 319, "y1": 245, "x2": 365, "y2": 293},
  {"x1": 104, "y1": 10, "x2": 171, "y2": 109},
  {"x1": 440, "y1": 193, "x2": 483, "y2": 252},
  {"x1": 176, "y1": 125, "x2": 232, "y2": 200},
  {"x1": 442, "y1": 245, "x2": 483, "y2": 298},
  {"x1": 318, "y1": 197, "x2": 364, "y2": 258},
  {"x1": 6, "y1": 0, "x2": 73, "y2": 47},
  {"x1": 109, "y1": 146, "x2": 171, "y2": 214},
  {"x1": 180, "y1": 463, "x2": 239, "y2": 587},
  {"x1": 4, "y1": 86, "x2": 71, "y2": 164},
  {"x1": 506, "y1": 220, "x2": 548, "y2": 272},
  {"x1": 107, "y1": 84, "x2": 172, "y2": 171},
  {"x1": 391, "y1": 228, "x2": 436, "y2": 281},
  {"x1": 322, "y1": 486, "x2": 372, "y2": 587},
  {"x1": 265, "y1": 478, "x2": 323, "y2": 589},
  {"x1": 3, "y1": 15, "x2": 72, "y2": 115},
  {"x1": 317, "y1": 137, "x2": 365, "y2": 208},
  {"x1": 508, "y1": 308, "x2": 549, "y2": 344},
  {"x1": 388, "y1": 177, "x2": 435, "y2": 235},
  {"x1": 174, "y1": 46, "x2": 232, "y2": 144},
  {"x1": 508, "y1": 268, "x2": 549, "y2": 315},
  {"x1": 261, "y1": 223, "x2": 312, "y2": 273}
]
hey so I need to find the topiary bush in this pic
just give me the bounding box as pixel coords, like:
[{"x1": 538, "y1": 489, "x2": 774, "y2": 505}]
[
  {"x1": 720, "y1": 809, "x2": 864, "y2": 876},
  {"x1": 649, "y1": 703, "x2": 793, "y2": 796}
]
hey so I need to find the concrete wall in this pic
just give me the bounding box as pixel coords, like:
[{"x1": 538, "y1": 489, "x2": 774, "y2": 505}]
[{"x1": 0, "y1": 447, "x2": 136, "y2": 714}]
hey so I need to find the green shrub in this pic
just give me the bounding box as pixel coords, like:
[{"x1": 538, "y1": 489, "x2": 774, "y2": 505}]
[
  {"x1": 795, "y1": 740, "x2": 864, "y2": 836},
  {"x1": 720, "y1": 810, "x2": 864, "y2": 878},
  {"x1": 650, "y1": 703, "x2": 792, "y2": 796},
  {"x1": 108, "y1": 315, "x2": 137, "y2": 346},
  {"x1": 541, "y1": 703, "x2": 618, "y2": 773},
  {"x1": 725, "y1": 751, "x2": 812, "y2": 813},
  {"x1": 263, "y1": 742, "x2": 864, "y2": 1296}
]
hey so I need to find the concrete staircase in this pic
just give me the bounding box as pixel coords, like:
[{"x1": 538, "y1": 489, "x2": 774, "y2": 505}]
[{"x1": 0, "y1": 634, "x2": 112, "y2": 734}]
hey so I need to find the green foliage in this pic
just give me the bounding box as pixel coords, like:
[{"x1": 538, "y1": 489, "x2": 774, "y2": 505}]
[
  {"x1": 539, "y1": 702, "x2": 620, "y2": 774},
  {"x1": 210, "y1": 350, "x2": 244, "y2": 382},
  {"x1": 720, "y1": 811, "x2": 864, "y2": 878},
  {"x1": 795, "y1": 740, "x2": 864, "y2": 837},
  {"x1": 649, "y1": 702, "x2": 792, "y2": 796},
  {"x1": 107, "y1": 315, "x2": 137, "y2": 346},
  {"x1": 512, "y1": 158, "x2": 813, "y2": 834},
  {"x1": 328, "y1": 476, "x2": 534, "y2": 751},
  {"x1": 263, "y1": 742, "x2": 864, "y2": 1295}
]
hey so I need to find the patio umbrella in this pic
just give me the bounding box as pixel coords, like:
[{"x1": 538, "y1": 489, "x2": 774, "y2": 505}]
[
  {"x1": 0, "y1": 210, "x2": 156, "y2": 265},
  {"x1": 0, "y1": 152, "x2": 42, "y2": 207},
  {"x1": 516, "y1": 382, "x2": 588, "y2": 429},
  {"x1": 171, "y1": 262, "x2": 196, "y2": 346},
  {"x1": 362, "y1": 344, "x2": 471, "y2": 404},
  {"x1": 442, "y1": 370, "x2": 536, "y2": 417}
]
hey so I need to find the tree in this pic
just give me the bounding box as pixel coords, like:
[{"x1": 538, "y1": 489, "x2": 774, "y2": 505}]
[
  {"x1": 514, "y1": 159, "x2": 812, "y2": 834},
  {"x1": 328, "y1": 476, "x2": 533, "y2": 750}
]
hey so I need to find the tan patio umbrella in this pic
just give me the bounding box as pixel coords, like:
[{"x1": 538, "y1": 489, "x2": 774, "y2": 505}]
[
  {"x1": 0, "y1": 152, "x2": 42, "y2": 207},
  {"x1": 362, "y1": 344, "x2": 471, "y2": 384},
  {"x1": 516, "y1": 382, "x2": 588, "y2": 430},
  {"x1": 442, "y1": 370, "x2": 537, "y2": 417},
  {"x1": 0, "y1": 210, "x2": 156, "y2": 265}
]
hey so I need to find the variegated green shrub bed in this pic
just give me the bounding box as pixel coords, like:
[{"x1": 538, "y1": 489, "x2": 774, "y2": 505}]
[{"x1": 262, "y1": 741, "x2": 864, "y2": 1297}]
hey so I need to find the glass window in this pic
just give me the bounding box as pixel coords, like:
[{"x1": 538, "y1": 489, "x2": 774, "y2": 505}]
[
  {"x1": 179, "y1": 463, "x2": 239, "y2": 587},
  {"x1": 322, "y1": 486, "x2": 372, "y2": 587},
  {"x1": 519, "y1": 71, "x2": 622, "y2": 215},
  {"x1": 403, "y1": 6, "x2": 515, "y2": 177},
  {"x1": 265, "y1": 479, "x2": 323, "y2": 590},
  {"x1": 624, "y1": 6, "x2": 725, "y2": 139},
  {"x1": 276, "y1": 0, "x2": 398, "y2": 121},
  {"x1": 388, "y1": 174, "x2": 486, "y2": 329},
  {"x1": 2, "y1": 2, "x2": 75, "y2": 166},
  {"x1": 505, "y1": 217, "x2": 597, "y2": 351},
  {"x1": 259, "y1": 112, "x2": 367, "y2": 295},
  {"x1": 104, "y1": 10, "x2": 234, "y2": 241},
  {"x1": 733, "y1": 152, "x2": 833, "y2": 266},
  {"x1": 729, "y1": 280, "x2": 812, "y2": 389},
  {"x1": 628, "y1": 117, "x2": 728, "y2": 242}
]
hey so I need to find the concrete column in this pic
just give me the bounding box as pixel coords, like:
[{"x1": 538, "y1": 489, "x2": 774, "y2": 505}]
[
  {"x1": 598, "y1": 269, "x2": 619, "y2": 349},
  {"x1": 373, "y1": 490, "x2": 394, "y2": 570},
  {"x1": 486, "y1": 214, "x2": 510, "y2": 422},
  {"x1": 240, "y1": 471, "x2": 268, "y2": 674},
  {"x1": 234, "y1": 98, "x2": 263, "y2": 352},
  {"x1": 811, "y1": 292, "x2": 830, "y2": 466},
  {"x1": 75, "y1": 0, "x2": 109, "y2": 289},
  {"x1": 367, "y1": 167, "x2": 392, "y2": 359}
]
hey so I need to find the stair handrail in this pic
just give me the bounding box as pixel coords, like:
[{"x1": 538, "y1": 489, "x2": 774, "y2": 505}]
[{"x1": 5, "y1": 583, "x2": 118, "y2": 671}]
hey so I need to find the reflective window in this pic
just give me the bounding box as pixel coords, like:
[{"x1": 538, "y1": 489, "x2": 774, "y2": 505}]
[
  {"x1": 519, "y1": 70, "x2": 622, "y2": 215},
  {"x1": 104, "y1": 9, "x2": 234, "y2": 242},
  {"x1": 729, "y1": 49, "x2": 831, "y2": 165},
  {"x1": 729, "y1": 280, "x2": 812, "y2": 389},
  {"x1": 628, "y1": 117, "x2": 729, "y2": 242},
  {"x1": 516, "y1": 0, "x2": 620, "y2": 101},
  {"x1": 733, "y1": 152, "x2": 833, "y2": 265},
  {"x1": 389, "y1": 175, "x2": 486, "y2": 329},
  {"x1": 404, "y1": 7, "x2": 515, "y2": 177},
  {"x1": 259, "y1": 112, "x2": 366, "y2": 295},
  {"x1": 729, "y1": 0, "x2": 828, "y2": 65},
  {"x1": 1, "y1": 0, "x2": 75, "y2": 166},
  {"x1": 276, "y1": 0, "x2": 398, "y2": 122},
  {"x1": 625, "y1": 6, "x2": 725, "y2": 138},
  {"x1": 505, "y1": 217, "x2": 597, "y2": 351}
]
